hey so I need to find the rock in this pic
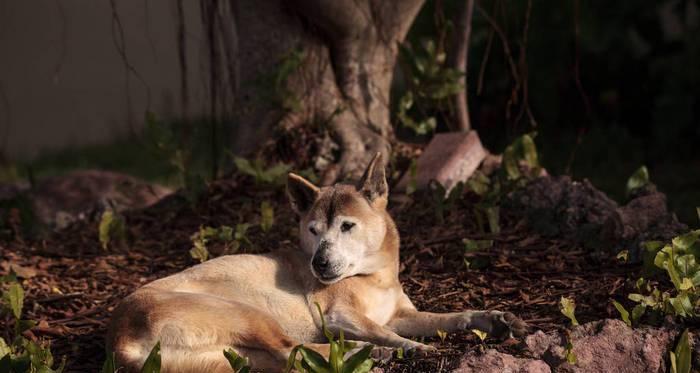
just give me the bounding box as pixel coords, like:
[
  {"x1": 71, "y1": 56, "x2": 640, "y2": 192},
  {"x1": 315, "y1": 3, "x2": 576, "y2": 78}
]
[
  {"x1": 397, "y1": 131, "x2": 487, "y2": 193},
  {"x1": 1, "y1": 170, "x2": 172, "y2": 229},
  {"x1": 504, "y1": 176, "x2": 618, "y2": 244},
  {"x1": 505, "y1": 176, "x2": 686, "y2": 258},
  {"x1": 601, "y1": 191, "x2": 686, "y2": 260},
  {"x1": 525, "y1": 319, "x2": 677, "y2": 373},
  {"x1": 453, "y1": 349, "x2": 551, "y2": 373}
]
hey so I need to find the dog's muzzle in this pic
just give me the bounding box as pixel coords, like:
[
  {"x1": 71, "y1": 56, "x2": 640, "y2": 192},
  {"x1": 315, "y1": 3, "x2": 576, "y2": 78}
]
[{"x1": 311, "y1": 242, "x2": 343, "y2": 282}]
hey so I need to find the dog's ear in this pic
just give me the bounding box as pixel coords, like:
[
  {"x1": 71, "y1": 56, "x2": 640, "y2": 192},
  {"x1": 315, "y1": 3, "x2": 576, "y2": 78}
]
[
  {"x1": 357, "y1": 152, "x2": 388, "y2": 208},
  {"x1": 287, "y1": 173, "x2": 320, "y2": 215}
]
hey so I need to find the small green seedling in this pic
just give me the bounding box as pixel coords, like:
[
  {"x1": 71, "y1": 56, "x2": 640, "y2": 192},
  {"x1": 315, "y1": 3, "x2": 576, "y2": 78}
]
[
  {"x1": 471, "y1": 329, "x2": 487, "y2": 342},
  {"x1": 189, "y1": 225, "x2": 250, "y2": 262},
  {"x1": 564, "y1": 333, "x2": 577, "y2": 365},
  {"x1": 260, "y1": 201, "x2": 274, "y2": 232},
  {"x1": 616, "y1": 250, "x2": 629, "y2": 262},
  {"x1": 99, "y1": 210, "x2": 126, "y2": 250},
  {"x1": 233, "y1": 156, "x2": 290, "y2": 186},
  {"x1": 611, "y1": 300, "x2": 631, "y2": 327},
  {"x1": 285, "y1": 303, "x2": 374, "y2": 373},
  {"x1": 428, "y1": 180, "x2": 463, "y2": 224},
  {"x1": 559, "y1": 297, "x2": 579, "y2": 326},
  {"x1": 436, "y1": 329, "x2": 447, "y2": 343},
  {"x1": 626, "y1": 165, "x2": 650, "y2": 197}
]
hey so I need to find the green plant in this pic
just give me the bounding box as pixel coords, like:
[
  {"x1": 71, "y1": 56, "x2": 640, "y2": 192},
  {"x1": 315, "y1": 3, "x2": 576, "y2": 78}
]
[
  {"x1": 462, "y1": 239, "x2": 493, "y2": 270},
  {"x1": 670, "y1": 329, "x2": 691, "y2": 373},
  {"x1": 467, "y1": 133, "x2": 541, "y2": 234},
  {"x1": 285, "y1": 303, "x2": 374, "y2": 373},
  {"x1": 223, "y1": 348, "x2": 250, "y2": 373},
  {"x1": 564, "y1": 333, "x2": 577, "y2": 365},
  {"x1": 626, "y1": 165, "x2": 650, "y2": 197},
  {"x1": 612, "y1": 300, "x2": 631, "y2": 327},
  {"x1": 190, "y1": 225, "x2": 236, "y2": 262},
  {"x1": 471, "y1": 329, "x2": 487, "y2": 342},
  {"x1": 232, "y1": 157, "x2": 291, "y2": 186},
  {"x1": 627, "y1": 230, "x2": 700, "y2": 318},
  {"x1": 1, "y1": 275, "x2": 65, "y2": 372},
  {"x1": 559, "y1": 297, "x2": 579, "y2": 326},
  {"x1": 139, "y1": 343, "x2": 161, "y2": 373},
  {"x1": 143, "y1": 112, "x2": 208, "y2": 204},
  {"x1": 428, "y1": 180, "x2": 464, "y2": 224},
  {"x1": 405, "y1": 160, "x2": 418, "y2": 196},
  {"x1": 436, "y1": 329, "x2": 447, "y2": 343},
  {"x1": 254, "y1": 48, "x2": 305, "y2": 112},
  {"x1": 260, "y1": 201, "x2": 274, "y2": 232},
  {"x1": 101, "y1": 343, "x2": 250, "y2": 373},
  {"x1": 397, "y1": 39, "x2": 464, "y2": 135},
  {"x1": 98, "y1": 210, "x2": 127, "y2": 250}
]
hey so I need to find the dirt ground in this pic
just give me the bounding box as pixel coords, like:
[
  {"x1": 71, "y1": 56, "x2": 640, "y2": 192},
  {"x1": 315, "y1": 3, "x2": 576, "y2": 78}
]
[{"x1": 0, "y1": 174, "x2": 643, "y2": 372}]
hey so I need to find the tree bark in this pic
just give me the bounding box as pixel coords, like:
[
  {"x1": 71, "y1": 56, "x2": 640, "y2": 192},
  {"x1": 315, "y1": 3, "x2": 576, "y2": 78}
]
[
  {"x1": 448, "y1": 0, "x2": 475, "y2": 132},
  {"x1": 228, "y1": 0, "x2": 425, "y2": 183}
]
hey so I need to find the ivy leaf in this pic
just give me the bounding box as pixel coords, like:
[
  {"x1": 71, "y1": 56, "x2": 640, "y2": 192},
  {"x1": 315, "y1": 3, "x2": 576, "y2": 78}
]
[
  {"x1": 626, "y1": 165, "x2": 649, "y2": 196},
  {"x1": 560, "y1": 297, "x2": 579, "y2": 326}
]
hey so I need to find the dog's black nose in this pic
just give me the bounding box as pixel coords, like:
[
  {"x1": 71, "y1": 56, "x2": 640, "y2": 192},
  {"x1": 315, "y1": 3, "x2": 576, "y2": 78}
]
[{"x1": 312, "y1": 254, "x2": 330, "y2": 271}]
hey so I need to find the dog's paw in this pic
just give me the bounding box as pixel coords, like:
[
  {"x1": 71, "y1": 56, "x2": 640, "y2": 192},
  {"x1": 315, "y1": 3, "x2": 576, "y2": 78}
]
[
  {"x1": 403, "y1": 343, "x2": 437, "y2": 358},
  {"x1": 488, "y1": 311, "x2": 528, "y2": 339},
  {"x1": 370, "y1": 346, "x2": 395, "y2": 363},
  {"x1": 369, "y1": 343, "x2": 436, "y2": 363}
]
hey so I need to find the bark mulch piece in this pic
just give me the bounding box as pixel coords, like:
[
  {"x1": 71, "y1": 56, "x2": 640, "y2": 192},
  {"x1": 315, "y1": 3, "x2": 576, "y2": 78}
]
[{"x1": 0, "y1": 177, "x2": 639, "y2": 373}]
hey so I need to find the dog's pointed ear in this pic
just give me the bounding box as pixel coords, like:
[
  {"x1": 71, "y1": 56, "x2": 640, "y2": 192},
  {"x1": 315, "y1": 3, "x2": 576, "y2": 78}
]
[
  {"x1": 357, "y1": 152, "x2": 388, "y2": 207},
  {"x1": 287, "y1": 173, "x2": 320, "y2": 215}
]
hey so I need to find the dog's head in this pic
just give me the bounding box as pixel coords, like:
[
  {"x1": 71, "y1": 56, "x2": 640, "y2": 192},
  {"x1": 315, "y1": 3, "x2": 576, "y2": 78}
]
[{"x1": 287, "y1": 153, "x2": 392, "y2": 284}]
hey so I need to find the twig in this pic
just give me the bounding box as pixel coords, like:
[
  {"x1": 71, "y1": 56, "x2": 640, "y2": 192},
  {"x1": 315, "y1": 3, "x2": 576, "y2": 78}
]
[{"x1": 34, "y1": 292, "x2": 83, "y2": 304}]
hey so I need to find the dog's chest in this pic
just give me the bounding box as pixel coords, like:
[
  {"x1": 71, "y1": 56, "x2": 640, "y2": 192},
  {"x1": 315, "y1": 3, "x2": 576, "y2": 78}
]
[{"x1": 358, "y1": 284, "x2": 401, "y2": 326}]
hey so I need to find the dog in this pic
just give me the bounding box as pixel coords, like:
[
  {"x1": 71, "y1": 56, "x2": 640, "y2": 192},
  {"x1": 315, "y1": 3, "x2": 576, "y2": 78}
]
[{"x1": 107, "y1": 153, "x2": 527, "y2": 372}]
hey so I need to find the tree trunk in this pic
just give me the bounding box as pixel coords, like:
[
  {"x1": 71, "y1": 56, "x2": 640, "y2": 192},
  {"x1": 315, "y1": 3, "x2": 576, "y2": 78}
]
[
  {"x1": 228, "y1": 0, "x2": 425, "y2": 183},
  {"x1": 447, "y1": 0, "x2": 475, "y2": 132}
]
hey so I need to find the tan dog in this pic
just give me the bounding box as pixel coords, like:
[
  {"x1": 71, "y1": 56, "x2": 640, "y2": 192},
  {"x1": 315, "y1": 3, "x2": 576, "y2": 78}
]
[{"x1": 107, "y1": 154, "x2": 526, "y2": 372}]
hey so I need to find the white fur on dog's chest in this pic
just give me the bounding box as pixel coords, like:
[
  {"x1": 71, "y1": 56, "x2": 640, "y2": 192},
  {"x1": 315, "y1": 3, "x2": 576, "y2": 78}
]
[{"x1": 362, "y1": 285, "x2": 401, "y2": 326}]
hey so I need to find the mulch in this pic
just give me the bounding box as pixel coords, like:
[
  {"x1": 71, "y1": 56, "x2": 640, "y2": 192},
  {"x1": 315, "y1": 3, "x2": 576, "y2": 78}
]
[{"x1": 0, "y1": 175, "x2": 644, "y2": 372}]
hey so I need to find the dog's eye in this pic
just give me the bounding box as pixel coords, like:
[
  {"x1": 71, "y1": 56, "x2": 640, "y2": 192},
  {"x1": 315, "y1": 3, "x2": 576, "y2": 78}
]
[
  {"x1": 309, "y1": 227, "x2": 318, "y2": 235},
  {"x1": 340, "y1": 222, "x2": 355, "y2": 232}
]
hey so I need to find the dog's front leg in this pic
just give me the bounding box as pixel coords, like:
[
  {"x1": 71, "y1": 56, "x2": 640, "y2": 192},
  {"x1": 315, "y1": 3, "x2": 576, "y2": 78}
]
[
  {"x1": 386, "y1": 308, "x2": 528, "y2": 339},
  {"x1": 325, "y1": 308, "x2": 435, "y2": 353}
]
